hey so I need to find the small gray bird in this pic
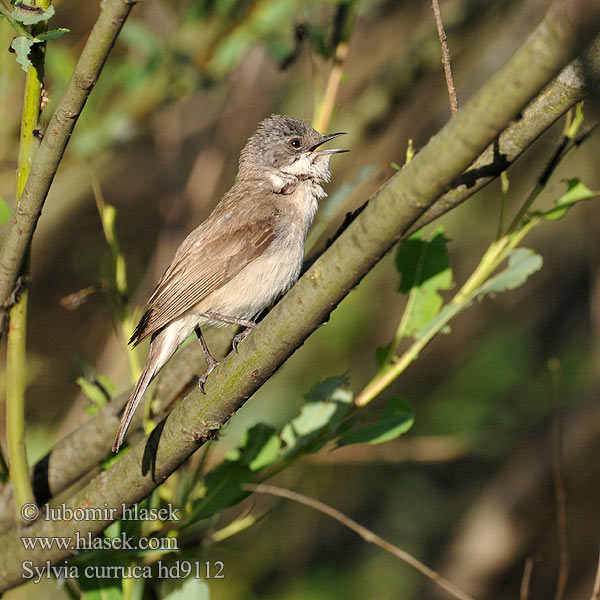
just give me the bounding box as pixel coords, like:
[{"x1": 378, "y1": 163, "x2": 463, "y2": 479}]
[{"x1": 112, "y1": 114, "x2": 346, "y2": 452}]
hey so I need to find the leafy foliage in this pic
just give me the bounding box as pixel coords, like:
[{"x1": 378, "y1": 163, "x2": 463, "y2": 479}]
[
  {"x1": 395, "y1": 229, "x2": 453, "y2": 336},
  {"x1": 11, "y1": 4, "x2": 54, "y2": 26},
  {"x1": 10, "y1": 37, "x2": 33, "y2": 72},
  {"x1": 0, "y1": 197, "x2": 11, "y2": 226},
  {"x1": 186, "y1": 378, "x2": 412, "y2": 521},
  {"x1": 538, "y1": 177, "x2": 599, "y2": 221},
  {"x1": 5, "y1": 4, "x2": 69, "y2": 72},
  {"x1": 338, "y1": 397, "x2": 414, "y2": 446},
  {"x1": 476, "y1": 248, "x2": 543, "y2": 297}
]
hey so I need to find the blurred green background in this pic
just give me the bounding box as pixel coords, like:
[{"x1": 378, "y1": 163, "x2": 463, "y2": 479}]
[{"x1": 1, "y1": 0, "x2": 600, "y2": 598}]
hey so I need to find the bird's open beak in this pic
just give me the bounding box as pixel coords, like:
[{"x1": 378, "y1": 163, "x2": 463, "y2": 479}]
[{"x1": 311, "y1": 132, "x2": 349, "y2": 155}]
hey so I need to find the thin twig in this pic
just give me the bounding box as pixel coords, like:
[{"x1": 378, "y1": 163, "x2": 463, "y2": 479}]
[
  {"x1": 549, "y1": 358, "x2": 569, "y2": 600},
  {"x1": 431, "y1": 0, "x2": 458, "y2": 115},
  {"x1": 312, "y1": 2, "x2": 353, "y2": 132},
  {"x1": 244, "y1": 483, "x2": 476, "y2": 600},
  {"x1": 313, "y1": 41, "x2": 349, "y2": 133},
  {"x1": 591, "y1": 549, "x2": 600, "y2": 600},
  {"x1": 520, "y1": 558, "x2": 534, "y2": 600}
]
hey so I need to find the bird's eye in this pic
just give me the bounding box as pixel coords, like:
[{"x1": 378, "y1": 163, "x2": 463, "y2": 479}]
[{"x1": 290, "y1": 137, "x2": 301, "y2": 149}]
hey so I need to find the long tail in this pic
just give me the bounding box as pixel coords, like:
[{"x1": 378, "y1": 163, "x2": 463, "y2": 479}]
[
  {"x1": 112, "y1": 332, "x2": 177, "y2": 452},
  {"x1": 112, "y1": 362, "x2": 156, "y2": 452}
]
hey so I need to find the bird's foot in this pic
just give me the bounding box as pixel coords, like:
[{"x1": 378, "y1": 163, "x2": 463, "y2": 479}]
[
  {"x1": 232, "y1": 325, "x2": 255, "y2": 353},
  {"x1": 198, "y1": 358, "x2": 220, "y2": 394}
]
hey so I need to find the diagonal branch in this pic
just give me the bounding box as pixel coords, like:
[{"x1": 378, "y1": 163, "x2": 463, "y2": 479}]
[
  {"x1": 0, "y1": 0, "x2": 598, "y2": 590},
  {"x1": 0, "y1": 47, "x2": 591, "y2": 530},
  {"x1": 0, "y1": 0, "x2": 139, "y2": 330},
  {"x1": 408, "y1": 58, "x2": 590, "y2": 234},
  {"x1": 0, "y1": 7, "x2": 593, "y2": 530}
]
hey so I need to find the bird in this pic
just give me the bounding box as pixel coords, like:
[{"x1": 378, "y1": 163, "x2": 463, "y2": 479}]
[{"x1": 112, "y1": 114, "x2": 347, "y2": 452}]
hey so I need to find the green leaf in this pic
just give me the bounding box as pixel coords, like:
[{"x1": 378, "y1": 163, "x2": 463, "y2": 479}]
[
  {"x1": 76, "y1": 376, "x2": 109, "y2": 413},
  {"x1": 10, "y1": 37, "x2": 33, "y2": 72},
  {"x1": 0, "y1": 197, "x2": 10, "y2": 226},
  {"x1": 338, "y1": 397, "x2": 414, "y2": 446},
  {"x1": 77, "y1": 553, "x2": 123, "y2": 600},
  {"x1": 33, "y1": 27, "x2": 69, "y2": 42},
  {"x1": 396, "y1": 229, "x2": 451, "y2": 292},
  {"x1": 476, "y1": 248, "x2": 543, "y2": 297},
  {"x1": 163, "y1": 577, "x2": 210, "y2": 600},
  {"x1": 543, "y1": 177, "x2": 599, "y2": 221},
  {"x1": 190, "y1": 424, "x2": 280, "y2": 520},
  {"x1": 11, "y1": 4, "x2": 54, "y2": 25},
  {"x1": 280, "y1": 377, "x2": 353, "y2": 457},
  {"x1": 226, "y1": 423, "x2": 281, "y2": 471},
  {"x1": 413, "y1": 302, "x2": 461, "y2": 342},
  {"x1": 375, "y1": 342, "x2": 394, "y2": 367},
  {"x1": 190, "y1": 462, "x2": 252, "y2": 521},
  {"x1": 395, "y1": 229, "x2": 452, "y2": 335}
]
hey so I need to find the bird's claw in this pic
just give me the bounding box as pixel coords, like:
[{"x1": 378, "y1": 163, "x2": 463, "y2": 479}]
[
  {"x1": 232, "y1": 327, "x2": 254, "y2": 353},
  {"x1": 198, "y1": 359, "x2": 219, "y2": 394}
]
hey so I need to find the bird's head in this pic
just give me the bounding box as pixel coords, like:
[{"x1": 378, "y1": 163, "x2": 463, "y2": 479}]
[{"x1": 239, "y1": 114, "x2": 347, "y2": 185}]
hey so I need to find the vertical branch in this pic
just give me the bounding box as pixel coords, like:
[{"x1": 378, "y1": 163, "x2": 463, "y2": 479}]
[
  {"x1": 6, "y1": 0, "x2": 51, "y2": 521},
  {"x1": 313, "y1": 2, "x2": 353, "y2": 133},
  {"x1": 591, "y1": 549, "x2": 600, "y2": 600},
  {"x1": 431, "y1": 0, "x2": 458, "y2": 115},
  {"x1": 520, "y1": 558, "x2": 534, "y2": 600},
  {"x1": 549, "y1": 358, "x2": 569, "y2": 600},
  {"x1": 90, "y1": 173, "x2": 141, "y2": 383},
  {"x1": 313, "y1": 41, "x2": 349, "y2": 133}
]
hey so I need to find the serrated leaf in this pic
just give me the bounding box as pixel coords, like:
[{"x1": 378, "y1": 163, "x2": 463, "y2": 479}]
[
  {"x1": 280, "y1": 377, "x2": 353, "y2": 457},
  {"x1": 10, "y1": 37, "x2": 33, "y2": 72},
  {"x1": 34, "y1": 27, "x2": 69, "y2": 42},
  {"x1": 395, "y1": 229, "x2": 453, "y2": 336},
  {"x1": 0, "y1": 197, "x2": 10, "y2": 226},
  {"x1": 476, "y1": 248, "x2": 543, "y2": 297},
  {"x1": 11, "y1": 4, "x2": 54, "y2": 25},
  {"x1": 543, "y1": 177, "x2": 599, "y2": 221},
  {"x1": 338, "y1": 397, "x2": 414, "y2": 446}
]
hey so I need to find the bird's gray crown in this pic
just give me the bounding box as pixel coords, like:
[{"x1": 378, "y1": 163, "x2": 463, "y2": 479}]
[{"x1": 237, "y1": 114, "x2": 344, "y2": 184}]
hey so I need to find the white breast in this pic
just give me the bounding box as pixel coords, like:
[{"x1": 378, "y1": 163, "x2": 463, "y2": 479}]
[{"x1": 194, "y1": 180, "x2": 322, "y2": 323}]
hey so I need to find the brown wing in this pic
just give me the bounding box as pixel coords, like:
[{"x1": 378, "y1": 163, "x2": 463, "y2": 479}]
[{"x1": 130, "y1": 219, "x2": 275, "y2": 345}]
